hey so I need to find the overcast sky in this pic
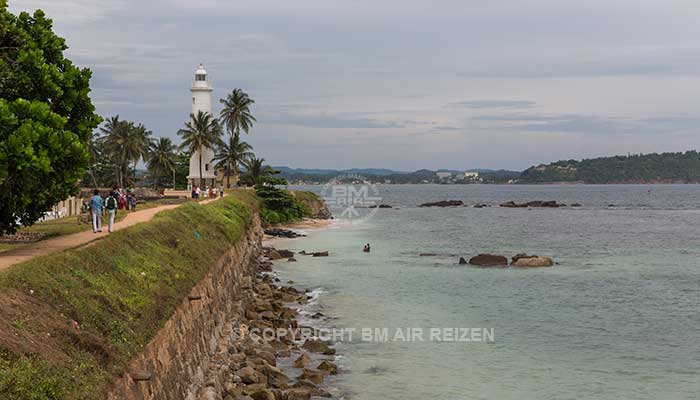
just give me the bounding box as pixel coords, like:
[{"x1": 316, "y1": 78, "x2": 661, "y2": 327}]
[{"x1": 10, "y1": 0, "x2": 700, "y2": 170}]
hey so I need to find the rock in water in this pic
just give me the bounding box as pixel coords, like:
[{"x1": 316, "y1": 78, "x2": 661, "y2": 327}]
[
  {"x1": 302, "y1": 339, "x2": 335, "y2": 355},
  {"x1": 418, "y1": 200, "x2": 464, "y2": 207},
  {"x1": 293, "y1": 353, "x2": 311, "y2": 368},
  {"x1": 458, "y1": 257, "x2": 468, "y2": 265},
  {"x1": 511, "y1": 255, "x2": 554, "y2": 267},
  {"x1": 298, "y1": 368, "x2": 324, "y2": 385},
  {"x1": 312, "y1": 251, "x2": 329, "y2": 257},
  {"x1": 468, "y1": 254, "x2": 508, "y2": 266},
  {"x1": 317, "y1": 360, "x2": 338, "y2": 375},
  {"x1": 278, "y1": 249, "x2": 295, "y2": 258}
]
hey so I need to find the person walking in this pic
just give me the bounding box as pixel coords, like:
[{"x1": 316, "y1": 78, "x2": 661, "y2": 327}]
[
  {"x1": 128, "y1": 191, "x2": 137, "y2": 211},
  {"x1": 105, "y1": 189, "x2": 118, "y2": 233},
  {"x1": 89, "y1": 189, "x2": 104, "y2": 233},
  {"x1": 219, "y1": 185, "x2": 224, "y2": 198}
]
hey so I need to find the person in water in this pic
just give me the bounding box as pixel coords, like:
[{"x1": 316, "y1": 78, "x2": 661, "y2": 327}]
[{"x1": 363, "y1": 243, "x2": 371, "y2": 252}]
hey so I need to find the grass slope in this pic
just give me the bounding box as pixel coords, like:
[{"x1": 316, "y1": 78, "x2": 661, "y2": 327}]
[{"x1": 0, "y1": 191, "x2": 258, "y2": 400}]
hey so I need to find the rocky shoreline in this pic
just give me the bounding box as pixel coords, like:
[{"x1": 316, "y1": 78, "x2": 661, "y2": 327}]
[{"x1": 201, "y1": 252, "x2": 339, "y2": 400}]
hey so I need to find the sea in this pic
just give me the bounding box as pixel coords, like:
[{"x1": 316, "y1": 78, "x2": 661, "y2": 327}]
[{"x1": 273, "y1": 184, "x2": 700, "y2": 400}]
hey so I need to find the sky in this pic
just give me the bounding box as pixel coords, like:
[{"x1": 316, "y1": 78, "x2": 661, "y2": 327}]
[{"x1": 9, "y1": 0, "x2": 700, "y2": 171}]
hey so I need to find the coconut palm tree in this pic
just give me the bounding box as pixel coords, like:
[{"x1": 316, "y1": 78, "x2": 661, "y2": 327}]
[
  {"x1": 213, "y1": 133, "x2": 254, "y2": 189},
  {"x1": 220, "y1": 89, "x2": 256, "y2": 136},
  {"x1": 242, "y1": 156, "x2": 276, "y2": 187},
  {"x1": 131, "y1": 123, "x2": 153, "y2": 181},
  {"x1": 177, "y1": 111, "x2": 223, "y2": 187},
  {"x1": 219, "y1": 89, "x2": 256, "y2": 186},
  {"x1": 147, "y1": 137, "x2": 177, "y2": 189}
]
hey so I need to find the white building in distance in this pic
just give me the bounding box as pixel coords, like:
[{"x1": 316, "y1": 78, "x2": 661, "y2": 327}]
[{"x1": 187, "y1": 64, "x2": 217, "y2": 189}]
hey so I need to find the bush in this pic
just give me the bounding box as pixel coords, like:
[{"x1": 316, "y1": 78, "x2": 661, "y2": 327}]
[{"x1": 256, "y1": 186, "x2": 312, "y2": 225}]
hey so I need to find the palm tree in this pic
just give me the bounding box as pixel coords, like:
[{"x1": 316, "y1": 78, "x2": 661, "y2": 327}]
[
  {"x1": 86, "y1": 128, "x2": 102, "y2": 187},
  {"x1": 213, "y1": 133, "x2": 254, "y2": 189},
  {"x1": 147, "y1": 137, "x2": 177, "y2": 189},
  {"x1": 220, "y1": 89, "x2": 256, "y2": 186},
  {"x1": 131, "y1": 124, "x2": 153, "y2": 181},
  {"x1": 242, "y1": 156, "x2": 275, "y2": 187},
  {"x1": 177, "y1": 111, "x2": 223, "y2": 187},
  {"x1": 220, "y1": 89, "x2": 256, "y2": 136}
]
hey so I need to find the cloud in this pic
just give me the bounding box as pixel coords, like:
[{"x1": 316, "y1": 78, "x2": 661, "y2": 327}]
[
  {"x1": 445, "y1": 100, "x2": 536, "y2": 109},
  {"x1": 471, "y1": 114, "x2": 700, "y2": 135},
  {"x1": 260, "y1": 113, "x2": 404, "y2": 129}
]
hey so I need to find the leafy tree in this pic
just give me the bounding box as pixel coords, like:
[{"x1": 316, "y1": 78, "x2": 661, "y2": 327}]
[
  {"x1": 100, "y1": 116, "x2": 151, "y2": 187},
  {"x1": 177, "y1": 111, "x2": 223, "y2": 186},
  {"x1": 240, "y1": 156, "x2": 283, "y2": 187},
  {"x1": 219, "y1": 88, "x2": 256, "y2": 137},
  {"x1": 213, "y1": 133, "x2": 253, "y2": 188},
  {"x1": 173, "y1": 151, "x2": 190, "y2": 190},
  {"x1": 146, "y1": 137, "x2": 177, "y2": 188},
  {"x1": 0, "y1": 3, "x2": 101, "y2": 234},
  {"x1": 219, "y1": 89, "x2": 256, "y2": 185}
]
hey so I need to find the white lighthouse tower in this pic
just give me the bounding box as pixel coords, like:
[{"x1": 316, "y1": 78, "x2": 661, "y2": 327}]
[{"x1": 187, "y1": 64, "x2": 217, "y2": 188}]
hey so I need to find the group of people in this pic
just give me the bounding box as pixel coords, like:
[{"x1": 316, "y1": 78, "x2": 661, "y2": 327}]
[
  {"x1": 191, "y1": 185, "x2": 224, "y2": 200},
  {"x1": 88, "y1": 188, "x2": 137, "y2": 233}
]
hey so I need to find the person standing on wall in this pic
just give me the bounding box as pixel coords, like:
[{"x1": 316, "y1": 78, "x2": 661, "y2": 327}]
[
  {"x1": 90, "y1": 189, "x2": 103, "y2": 233},
  {"x1": 105, "y1": 189, "x2": 118, "y2": 233}
]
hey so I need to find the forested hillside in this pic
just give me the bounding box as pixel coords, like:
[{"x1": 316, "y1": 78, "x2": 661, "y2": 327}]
[{"x1": 519, "y1": 151, "x2": 700, "y2": 184}]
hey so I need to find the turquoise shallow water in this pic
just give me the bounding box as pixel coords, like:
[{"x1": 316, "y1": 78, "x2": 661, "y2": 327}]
[{"x1": 275, "y1": 185, "x2": 700, "y2": 400}]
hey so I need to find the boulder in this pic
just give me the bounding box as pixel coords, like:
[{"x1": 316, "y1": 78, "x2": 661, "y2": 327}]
[
  {"x1": 317, "y1": 360, "x2": 338, "y2": 375},
  {"x1": 249, "y1": 389, "x2": 276, "y2": 400},
  {"x1": 312, "y1": 251, "x2": 329, "y2": 257},
  {"x1": 500, "y1": 200, "x2": 563, "y2": 208},
  {"x1": 237, "y1": 366, "x2": 260, "y2": 384},
  {"x1": 458, "y1": 257, "x2": 468, "y2": 265},
  {"x1": 288, "y1": 257, "x2": 297, "y2": 262},
  {"x1": 571, "y1": 203, "x2": 582, "y2": 207},
  {"x1": 419, "y1": 253, "x2": 437, "y2": 256},
  {"x1": 511, "y1": 255, "x2": 554, "y2": 267},
  {"x1": 293, "y1": 353, "x2": 311, "y2": 368},
  {"x1": 278, "y1": 249, "x2": 295, "y2": 258},
  {"x1": 418, "y1": 200, "x2": 464, "y2": 207},
  {"x1": 499, "y1": 201, "x2": 527, "y2": 208},
  {"x1": 302, "y1": 339, "x2": 335, "y2": 355},
  {"x1": 298, "y1": 368, "x2": 324, "y2": 385},
  {"x1": 473, "y1": 203, "x2": 489, "y2": 208},
  {"x1": 283, "y1": 387, "x2": 312, "y2": 400},
  {"x1": 468, "y1": 254, "x2": 508, "y2": 266},
  {"x1": 267, "y1": 249, "x2": 283, "y2": 260}
]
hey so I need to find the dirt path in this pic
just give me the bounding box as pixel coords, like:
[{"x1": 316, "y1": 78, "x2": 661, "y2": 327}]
[{"x1": 0, "y1": 198, "x2": 219, "y2": 271}]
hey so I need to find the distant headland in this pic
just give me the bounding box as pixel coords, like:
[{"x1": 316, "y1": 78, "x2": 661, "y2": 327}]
[{"x1": 276, "y1": 150, "x2": 700, "y2": 185}]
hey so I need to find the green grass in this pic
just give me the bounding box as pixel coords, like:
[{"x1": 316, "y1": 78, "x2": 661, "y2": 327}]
[
  {"x1": 0, "y1": 194, "x2": 257, "y2": 400},
  {"x1": 0, "y1": 198, "x2": 188, "y2": 254}
]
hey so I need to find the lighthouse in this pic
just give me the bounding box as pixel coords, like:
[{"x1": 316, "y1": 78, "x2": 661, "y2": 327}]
[{"x1": 187, "y1": 64, "x2": 217, "y2": 189}]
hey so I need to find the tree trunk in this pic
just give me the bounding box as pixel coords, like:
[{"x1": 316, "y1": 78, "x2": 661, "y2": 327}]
[{"x1": 173, "y1": 168, "x2": 176, "y2": 190}]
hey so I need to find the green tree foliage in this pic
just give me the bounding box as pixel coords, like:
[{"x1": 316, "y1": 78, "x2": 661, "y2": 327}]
[
  {"x1": 146, "y1": 137, "x2": 177, "y2": 188},
  {"x1": 177, "y1": 111, "x2": 223, "y2": 186},
  {"x1": 219, "y1": 89, "x2": 256, "y2": 185},
  {"x1": 99, "y1": 116, "x2": 152, "y2": 187},
  {"x1": 213, "y1": 133, "x2": 253, "y2": 188},
  {"x1": 0, "y1": 4, "x2": 100, "y2": 233},
  {"x1": 219, "y1": 88, "x2": 256, "y2": 137},
  {"x1": 256, "y1": 185, "x2": 311, "y2": 224},
  {"x1": 240, "y1": 156, "x2": 284, "y2": 187},
  {"x1": 520, "y1": 151, "x2": 700, "y2": 184}
]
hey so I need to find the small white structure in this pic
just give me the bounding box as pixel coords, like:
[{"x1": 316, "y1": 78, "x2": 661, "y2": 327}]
[
  {"x1": 464, "y1": 171, "x2": 480, "y2": 179},
  {"x1": 436, "y1": 172, "x2": 452, "y2": 180},
  {"x1": 187, "y1": 64, "x2": 217, "y2": 188}
]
